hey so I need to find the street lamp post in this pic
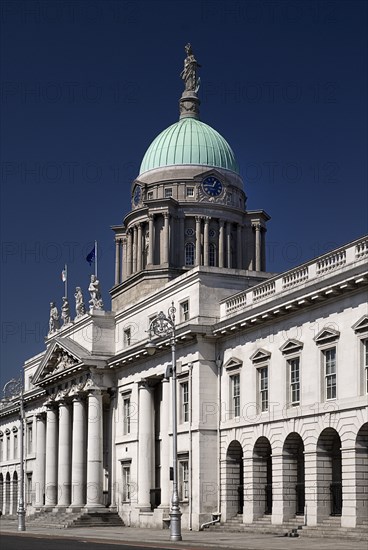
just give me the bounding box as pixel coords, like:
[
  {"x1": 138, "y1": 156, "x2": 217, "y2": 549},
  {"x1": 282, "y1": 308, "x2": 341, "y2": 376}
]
[
  {"x1": 3, "y1": 376, "x2": 26, "y2": 531},
  {"x1": 146, "y1": 302, "x2": 182, "y2": 542}
]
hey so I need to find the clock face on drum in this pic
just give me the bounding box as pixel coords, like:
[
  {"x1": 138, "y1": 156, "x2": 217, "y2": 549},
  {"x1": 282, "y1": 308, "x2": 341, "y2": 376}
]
[
  {"x1": 202, "y1": 176, "x2": 223, "y2": 197},
  {"x1": 133, "y1": 185, "x2": 142, "y2": 205}
]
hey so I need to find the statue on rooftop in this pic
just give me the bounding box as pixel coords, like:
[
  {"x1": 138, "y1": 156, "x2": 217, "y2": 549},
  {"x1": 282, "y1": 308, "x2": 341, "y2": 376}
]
[
  {"x1": 48, "y1": 302, "x2": 60, "y2": 334},
  {"x1": 61, "y1": 297, "x2": 71, "y2": 325},
  {"x1": 74, "y1": 286, "x2": 86, "y2": 318},
  {"x1": 180, "y1": 43, "x2": 201, "y2": 93},
  {"x1": 88, "y1": 274, "x2": 104, "y2": 310}
]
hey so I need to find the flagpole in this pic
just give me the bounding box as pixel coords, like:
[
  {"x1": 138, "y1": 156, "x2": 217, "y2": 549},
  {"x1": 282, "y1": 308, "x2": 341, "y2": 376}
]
[{"x1": 95, "y1": 240, "x2": 98, "y2": 278}]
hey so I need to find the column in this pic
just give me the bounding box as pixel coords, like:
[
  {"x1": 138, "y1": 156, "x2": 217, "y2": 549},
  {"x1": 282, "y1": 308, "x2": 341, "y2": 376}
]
[
  {"x1": 137, "y1": 223, "x2": 143, "y2": 272},
  {"x1": 114, "y1": 239, "x2": 121, "y2": 285},
  {"x1": 203, "y1": 217, "x2": 209, "y2": 266},
  {"x1": 341, "y1": 447, "x2": 358, "y2": 527},
  {"x1": 243, "y1": 454, "x2": 255, "y2": 523},
  {"x1": 148, "y1": 215, "x2": 154, "y2": 265},
  {"x1": 237, "y1": 224, "x2": 242, "y2": 269},
  {"x1": 160, "y1": 379, "x2": 171, "y2": 508},
  {"x1": 219, "y1": 219, "x2": 224, "y2": 268},
  {"x1": 132, "y1": 225, "x2": 138, "y2": 273},
  {"x1": 33, "y1": 413, "x2": 46, "y2": 508},
  {"x1": 226, "y1": 222, "x2": 231, "y2": 268},
  {"x1": 127, "y1": 229, "x2": 132, "y2": 277},
  {"x1": 304, "y1": 449, "x2": 319, "y2": 526},
  {"x1": 163, "y1": 212, "x2": 169, "y2": 264},
  {"x1": 122, "y1": 237, "x2": 127, "y2": 282},
  {"x1": 195, "y1": 216, "x2": 201, "y2": 266},
  {"x1": 271, "y1": 452, "x2": 283, "y2": 524},
  {"x1": 253, "y1": 222, "x2": 261, "y2": 271},
  {"x1": 179, "y1": 216, "x2": 185, "y2": 266},
  {"x1": 137, "y1": 381, "x2": 154, "y2": 510},
  {"x1": 86, "y1": 390, "x2": 103, "y2": 508},
  {"x1": 261, "y1": 227, "x2": 266, "y2": 271},
  {"x1": 44, "y1": 404, "x2": 58, "y2": 507},
  {"x1": 71, "y1": 396, "x2": 86, "y2": 508},
  {"x1": 57, "y1": 400, "x2": 71, "y2": 506}
]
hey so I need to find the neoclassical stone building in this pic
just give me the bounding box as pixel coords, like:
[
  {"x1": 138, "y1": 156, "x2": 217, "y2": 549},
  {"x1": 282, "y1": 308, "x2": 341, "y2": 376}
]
[{"x1": 0, "y1": 48, "x2": 367, "y2": 533}]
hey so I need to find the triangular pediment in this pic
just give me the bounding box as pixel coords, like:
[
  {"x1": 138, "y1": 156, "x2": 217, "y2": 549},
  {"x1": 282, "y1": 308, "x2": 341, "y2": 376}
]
[
  {"x1": 352, "y1": 315, "x2": 368, "y2": 334},
  {"x1": 314, "y1": 327, "x2": 340, "y2": 345},
  {"x1": 33, "y1": 337, "x2": 91, "y2": 385},
  {"x1": 250, "y1": 348, "x2": 271, "y2": 363},
  {"x1": 280, "y1": 339, "x2": 304, "y2": 354},
  {"x1": 224, "y1": 357, "x2": 243, "y2": 370}
]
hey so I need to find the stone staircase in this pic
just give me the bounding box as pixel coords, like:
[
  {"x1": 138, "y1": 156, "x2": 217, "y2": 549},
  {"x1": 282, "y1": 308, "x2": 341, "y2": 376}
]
[
  {"x1": 300, "y1": 516, "x2": 368, "y2": 541},
  {"x1": 209, "y1": 514, "x2": 367, "y2": 541},
  {"x1": 27, "y1": 508, "x2": 124, "y2": 529}
]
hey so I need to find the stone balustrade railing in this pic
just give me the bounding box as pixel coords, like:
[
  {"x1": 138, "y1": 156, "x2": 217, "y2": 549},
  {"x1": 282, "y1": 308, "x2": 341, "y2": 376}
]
[{"x1": 221, "y1": 236, "x2": 367, "y2": 318}]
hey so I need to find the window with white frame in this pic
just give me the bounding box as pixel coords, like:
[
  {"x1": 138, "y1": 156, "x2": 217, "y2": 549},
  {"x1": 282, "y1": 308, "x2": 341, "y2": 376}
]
[
  {"x1": 351, "y1": 316, "x2": 368, "y2": 395},
  {"x1": 26, "y1": 473, "x2": 33, "y2": 504},
  {"x1": 122, "y1": 394, "x2": 131, "y2": 435},
  {"x1": 164, "y1": 188, "x2": 173, "y2": 198},
  {"x1": 180, "y1": 300, "x2": 189, "y2": 322},
  {"x1": 185, "y1": 242, "x2": 195, "y2": 266},
  {"x1": 323, "y1": 347, "x2": 337, "y2": 400},
  {"x1": 123, "y1": 327, "x2": 131, "y2": 347},
  {"x1": 230, "y1": 373, "x2": 240, "y2": 418},
  {"x1": 122, "y1": 464, "x2": 131, "y2": 501},
  {"x1": 288, "y1": 357, "x2": 300, "y2": 405},
  {"x1": 259, "y1": 366, "x2": 268, "y2": 412},
  {"x1": 27, "y1": 423, "x2": 33, "y2": 454},
  {"x1": 186, "y1": 187, "x2": 194, "y2": 197},
  {"x1": 6, "y1": 434, "x2": 10, "y2": 460},
  {"x1": 180, "y1": 381, "x2": 189, "y2": 423},
  {"x1": 147, "y1": 191, "x2": 153, "y2": 200},
  {"x1": 178, "y1": 457, "x2": 189, "y2": 501}
]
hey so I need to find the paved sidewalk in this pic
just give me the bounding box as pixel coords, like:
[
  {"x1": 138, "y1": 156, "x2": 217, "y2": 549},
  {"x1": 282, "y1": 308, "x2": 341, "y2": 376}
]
[{"x1": 0, "y1": 519, "x2": 365, "y2": 550}]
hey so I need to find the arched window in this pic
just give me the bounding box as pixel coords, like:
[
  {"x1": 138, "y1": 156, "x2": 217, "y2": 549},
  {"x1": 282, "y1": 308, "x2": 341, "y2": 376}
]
[
  {"x1": 209, "y1": 243, "x2": 216, "y2": 266},
  {"x1": 185, "y1": 242, "x2": 195, "y2": 266}
]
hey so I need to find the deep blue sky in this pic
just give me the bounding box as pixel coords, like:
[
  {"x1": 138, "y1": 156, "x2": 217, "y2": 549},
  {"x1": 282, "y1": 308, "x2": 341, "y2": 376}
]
[{"x1": 1, "y1": 0, "x2": 367, "y2": 387}]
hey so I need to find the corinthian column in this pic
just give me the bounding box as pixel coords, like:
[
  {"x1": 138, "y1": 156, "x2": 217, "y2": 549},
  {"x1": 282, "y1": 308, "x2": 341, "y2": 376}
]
[
  {"x1": 57, "y1": 399, "x2": 71, "y2": 507},
  {"x1": 237, "y1": 224, "x2": 243, "y2": 269},
  {"x1": 85, "y1": 390, "x2": 103, "y2": 508},
  {"x1": 127, "y1": 229, "x2": 132, "y2": 277},
  {"x1": 70, "y1": 395, "x2": 86, "y2": 508},
  {"x1": 203, "y1": 217, "x2": 209, "y2": 266},
  {"x1": 122, "y1": 236, "x2": 127, "y2": 282},
  {"x1": 253, "y1": 222, "x2": 261, "y2": 271},
  {"x1": 148, "y1": 215, "x2": 154, "y2": 265},
  {"x1": 137, "y1": 381, "x2": 154, "y2": 510},
  {"x1": 195, "y1": 216, "x2": 202, "y2": 266},
  {"x1": 226, "y1": 222, "x2": 231, "y2": 268},
  {"x1": 33, "y1": 413, "x2": 46, "y2": 508},
  {"x1": 44, "y1": 404, "x2": 58, "y2": 507},
  {"x1": 132, "y1": 225, "x2": 138, "y2": 273},
  {"x1": 137, "y1": 223, "x2": 143, "y2": 271},
  {"x1": 219, "y1": 219, "x2": 224, "y2": 268},
  {"x1": 114, "y1": 239, "x2": 121, "y2": 285},
  {"x1": 163, "y1": 212, "x2": 169, "y2": 264}
]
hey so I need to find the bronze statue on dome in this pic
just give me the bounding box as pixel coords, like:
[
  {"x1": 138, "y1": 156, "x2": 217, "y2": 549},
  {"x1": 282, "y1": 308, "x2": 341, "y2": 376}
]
[{"x1": 180, "y1": 43, "x2": 201, "y2": 93}]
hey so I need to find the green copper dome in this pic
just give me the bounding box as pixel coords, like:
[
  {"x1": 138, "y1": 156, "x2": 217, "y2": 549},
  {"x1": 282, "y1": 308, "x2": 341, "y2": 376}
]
[{"x1": 139, "y1": 118, "x2": 239, "y2": 175}]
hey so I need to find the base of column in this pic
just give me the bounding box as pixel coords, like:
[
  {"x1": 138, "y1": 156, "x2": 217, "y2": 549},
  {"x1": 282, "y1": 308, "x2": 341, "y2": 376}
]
[
  {"x1": 83, "y1": 505, "x2": 106, "y2": 511},
  {"x1": 137, "y1": 505, "x2": 152, "y2": 513},
  {"x1": 67, "y1": 506, "x2": 84, "y2": 513}
]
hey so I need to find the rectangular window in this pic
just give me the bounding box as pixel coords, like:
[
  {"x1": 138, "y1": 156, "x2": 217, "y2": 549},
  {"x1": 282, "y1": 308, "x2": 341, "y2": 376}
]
[
  {"x1": 26, "y1": 474, "x2": 33, "y2": 504},
  {"x1": 147, "y1": 191, "x2": 153, "y2": 200},
  {"x1": 181, "y1": 381, "x2": 189, "y2": 423},
  {"x1": 124, "y1": 328, "x2": 131, "y2": 347},
  {"x1": 231, "y1": 374, "x2": 240, "y2": 417},
  {"x1": 186, "y1": 187, "x2": 194, "y2": 197},
  {"x1": 123, "y1": 396, "x2": 131, "y2": 435},
  {"x1": 324, "y1": 347, "x2": 336, "y2": 400},
  {"x1": 179, "y1": 460, "x2": 189, "y2": 501},
  {"x1": 122, "y1": 465, "x2": 131, "y2": 501},
  {"x1": 14, "y1": 434, "x2": 18, "y2": 459},
  {"x1": 6, "y1": 436, "x2": 10, "y2": 460},
  {"x1": 27, "y1": 424, "x2": 33, "y2": 454},
  {"x1": 288, "y1": 357, "x2": 300, "y2": 405},
  {"x1": 180, "y1": 300, "x2": 189, "y2": 322},
  {"x1": 164, "y1": 188, "x2": 173, "y2": 198},
  {"x1": 0, "y1": 438, "x2": 3, "y2": 461},
  {"x1": 259, "y1": 367, "x2": 268, "y2": 412}
]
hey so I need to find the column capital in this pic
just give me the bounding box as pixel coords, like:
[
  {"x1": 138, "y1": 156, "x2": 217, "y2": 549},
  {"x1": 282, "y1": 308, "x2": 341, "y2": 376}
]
[
  {"x1": 148, "y1": 213, "x2": 155, "y2": 221},
  {"x1": 252, "y1": 221, "x2": 262, "y2": 230},
  {"x1": 35, "y1": 411, "x2": 46, "y2": 421},
  {"x1": 204, "y1": 216, "x2": 210, "y2": 224},
  {"x1": 195, "y1": 215, "x2": 203, "y2": 222},
  {"x1": 138, "y1": 378, "x2": 155, "y2": 391}
]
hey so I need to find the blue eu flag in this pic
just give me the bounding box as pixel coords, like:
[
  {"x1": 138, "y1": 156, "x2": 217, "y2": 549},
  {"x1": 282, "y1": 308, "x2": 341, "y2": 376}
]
[{"x1": 86, "y1": 246, "x2": 95, "y2": 266}]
